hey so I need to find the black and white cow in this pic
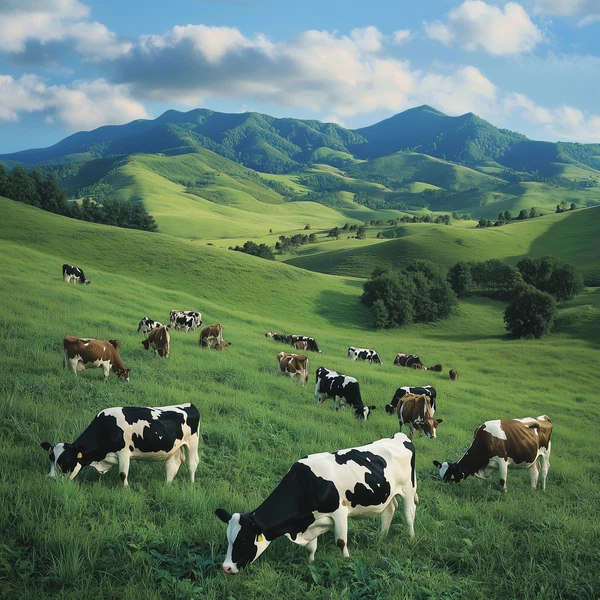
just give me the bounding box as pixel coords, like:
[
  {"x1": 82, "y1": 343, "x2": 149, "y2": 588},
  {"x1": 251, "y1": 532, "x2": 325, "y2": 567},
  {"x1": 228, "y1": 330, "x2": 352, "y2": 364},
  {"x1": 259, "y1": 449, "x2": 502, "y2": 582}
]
[
  {"x1": 347, "y1": 346, "x2": 382, "y2": 364},
  {"x1": 40, "y1": 403, "x2": 200, "y2": 486},
  {"x1": 170, "y1": 310, "x2": 202, "y2": 333},
  {"x1": 137, "y1": 316, "x2": 164, "y2": 335},
  {"x1": 215, "y1": 433, "x2": 418, "y2": 573},
  {"x1": 385, "y1": 385, "x2": 437, "y2": 415},
  {"x1": 291, "y1": 335, "x2": 321, "y2": 353},
  {"x1": 314, "y1": 366, "x2": 375, "y2": 420},
  {"x1": 62, "y1": 264, "x2": 90, "y2": 284}
]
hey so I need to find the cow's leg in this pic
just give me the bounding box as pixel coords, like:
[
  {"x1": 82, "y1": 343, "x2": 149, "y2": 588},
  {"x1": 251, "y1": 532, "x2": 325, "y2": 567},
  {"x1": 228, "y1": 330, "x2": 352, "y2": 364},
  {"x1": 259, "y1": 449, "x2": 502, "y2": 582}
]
[
  {"x1": 102, "y1": 361, "x2": 111, "y2": 381},
  {"x1": 528, "y1": 460, "x2": 540, "y2": 490},
  {"x1": 67, "y1": 357, "x2": 79, "y2": 376},
  {"x1": 497, "y1": 460, "x2": 509, "y2": 493},
  {"x1": 305, "y1": 537, "x2": 318, "y2": 564},
  {"x1": 186, "y1": 437, "x2": 200, "y2": 483},
  {"x1": 539, "y1": 450, "x2": 550, "y2": 491},
  {"x1": 400, "y1": 489, "x2": 417, "y2": 539},
  {"x1": 331, "y1": 509, "x2": 350, "y2": 558},
  {"x1": 380, "y1": 496, "x2": 398, "y2": 536},
  {"x1": 165, "y1": 450, "x2": 183, "y2": 483},
  {"x1": 117, "y1": 452, "x2": 131, "y2": 486}
]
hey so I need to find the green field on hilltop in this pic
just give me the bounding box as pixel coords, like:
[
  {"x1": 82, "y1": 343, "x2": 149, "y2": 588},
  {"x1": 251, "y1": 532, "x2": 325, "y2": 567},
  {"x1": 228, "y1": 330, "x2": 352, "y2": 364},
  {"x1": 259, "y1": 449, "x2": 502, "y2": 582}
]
[{"x1": 1, "y1": 196, "x2": 599, "y2": 599}]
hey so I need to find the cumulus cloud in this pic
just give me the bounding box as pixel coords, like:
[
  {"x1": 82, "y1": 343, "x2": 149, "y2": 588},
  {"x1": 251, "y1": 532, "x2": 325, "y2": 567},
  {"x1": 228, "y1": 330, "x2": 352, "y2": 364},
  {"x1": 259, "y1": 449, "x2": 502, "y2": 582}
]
[
  {"x1": 0, "y1": 0, "x2": 130, "y2": 59},
  {"x1": 0, "y1": 74, "x2": 148, "y2": 129},
  {"x1": 425, "y1": 1, "x2": 545, "y2": 55},
  {"x1": 392, "y1": 29, "x2": 412, "y2": 45},
  {"x1": 529, "y1": 0, "x2": 600, "y2": 24}
]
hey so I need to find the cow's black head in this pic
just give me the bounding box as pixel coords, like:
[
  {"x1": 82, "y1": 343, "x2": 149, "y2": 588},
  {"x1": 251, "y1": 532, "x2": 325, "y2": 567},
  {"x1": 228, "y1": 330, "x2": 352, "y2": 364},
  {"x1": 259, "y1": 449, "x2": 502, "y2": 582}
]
[
  {"x1": 41, "y1": 442, "x2": 85, "y2": 479},
  {"x1": 215, "y1": 509, "x2": 270, "y2": 574},
  {"x1": 433, "y1": 460, "x2": 464, "y2": 483}
]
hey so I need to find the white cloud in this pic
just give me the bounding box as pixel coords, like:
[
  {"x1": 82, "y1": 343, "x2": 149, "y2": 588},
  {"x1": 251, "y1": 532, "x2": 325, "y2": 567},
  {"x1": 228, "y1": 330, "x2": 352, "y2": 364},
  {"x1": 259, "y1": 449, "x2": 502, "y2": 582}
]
[
  {"x1": 425, "y1": 1, "x2": 545, "y2": 55},
  {"x1": 0, "y1": 74, "x2": 148, "y2": 129},
  {"x1": 529, "y1": 0, "x2": 600, "y2": 25},
  {"x1": 0, "y1": 0, "x2": 130, "y2": 59},
  {"x1": 349, "y1": 26, "x2": 383, "y2": 53},
  {"x1": 392, "y1": 29, "x2": 412, "y2": 45}
]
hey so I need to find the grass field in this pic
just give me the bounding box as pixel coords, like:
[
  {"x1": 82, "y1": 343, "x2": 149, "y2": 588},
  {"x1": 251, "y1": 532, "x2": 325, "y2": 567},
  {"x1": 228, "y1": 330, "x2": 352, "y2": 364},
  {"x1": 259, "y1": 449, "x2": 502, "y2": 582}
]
[{"x1": 1, "y1": 197, "x2": 599, "y2": 599}]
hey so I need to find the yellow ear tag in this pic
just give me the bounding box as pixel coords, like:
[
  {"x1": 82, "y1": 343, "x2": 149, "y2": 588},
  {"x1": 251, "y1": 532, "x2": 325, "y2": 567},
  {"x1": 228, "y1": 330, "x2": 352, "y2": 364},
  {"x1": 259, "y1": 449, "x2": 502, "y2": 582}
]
[
  {"x1": 257, "y1": 534, "x2": 265, "y2": 543},
  {"x1": 77, "y1": 452, "x2": 83, "y2": 459},
  {"x1": 450, "y1": 474, "x2": 455, "y2": 480}
]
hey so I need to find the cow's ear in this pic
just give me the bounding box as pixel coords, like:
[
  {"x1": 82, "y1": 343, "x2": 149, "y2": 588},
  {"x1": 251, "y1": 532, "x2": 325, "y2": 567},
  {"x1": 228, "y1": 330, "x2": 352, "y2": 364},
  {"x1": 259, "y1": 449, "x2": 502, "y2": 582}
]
[
  {"x1": 369, "y1": 405, "x2": 377, "y2": 410},
  {"x1": 436, "y1": 419, "x2": 444, "y2": 425},
  {"x1": 40, "y1": 442, "x2": 53, "y2": 452},
  {"x1": 433, "y1": 460, "x2": 442, "y2": 468},
  {"x1": 215, "y1": 508, "x2": 232, "y2": 524}
]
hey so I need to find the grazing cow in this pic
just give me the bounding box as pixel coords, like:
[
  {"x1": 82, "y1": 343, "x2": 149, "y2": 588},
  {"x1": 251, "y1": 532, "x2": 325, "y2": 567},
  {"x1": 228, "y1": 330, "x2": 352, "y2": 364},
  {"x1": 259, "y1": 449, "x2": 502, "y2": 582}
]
[
  {"x1": 314, "y1": 367, "x2": 375, "y2": 420},
  {"x1": 63, "y1": 336, "x2": 130, "y2": 381},
  {"x1": 62, "y1": 264, "x2": 90, "y2": 285},
  {"x1": 216, "y1": 341, "x2": 231, "y2": 351},
  {"x1": 291, "y1": 335, "x2": 321, "y2": 353},
  {"x1": 385, "y1": 385, "x2": 437, "y2": 415},
  {"x1": 137, "y1": 316, "x2": 163, "y2": 335},
  {"x1": 449, "y1": 369, "x2": 459, "y2": 381},
  {"x1": 277, "y1": 352, "x2": 309, "y2": 385},
  {"x1": 430, "y1": 364, "x2": 443, "y2": 373},
  {"x1": 215, "y1": 432, "x2": 417, "y2": 573},
  {"x1": 393, "y1": 353, "x2": 427, "y2": 370},
  {"x1": 40, "y1": 403, "x2": 200, "y2": 487},
  {"x1": 141, "y1": 325, "x2": 170, "y2": 358},
  {"x1": 265, "y1": 332, "x2": 293, "y2": 344},
  {"x1": 294, "y1": 340, "x2": 308, "y2": 351},
  {"x1": 433, "y1": 415, "x2": 552, "y2": 493},
  {"x1": 170, "y1": 310, "x2": 202, "y2": 332},
  {"x1": 347, "y1": 346, "x2": 383, "y2": 364},
  {"x1": 396, "y1": 394, "x2": 443, "y2": 439},
  {"x1": 199, "y1": 323, "x2": 224, "y2": 348}
]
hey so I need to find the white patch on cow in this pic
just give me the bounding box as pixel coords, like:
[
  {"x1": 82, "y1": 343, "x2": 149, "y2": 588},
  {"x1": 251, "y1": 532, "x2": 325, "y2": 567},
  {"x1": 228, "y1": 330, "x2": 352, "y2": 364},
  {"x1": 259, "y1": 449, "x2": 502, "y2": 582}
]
[
  {"x1": 90, "y1": 453, "x2": 119, "y2": 474},
  {"x1": 49, "y1": 443, "x2": 65, "y2": 477},
  {"x1": 482, "y1": 420, "x2": 507, "y2": 440},
  {"x1": 84, "y1": 342, "x2": 89, "y2": 347},
  {"x1": 439, "y1": 462, "x2": 449, "y2": 480},
  {"x1": 151, "y1": 409, "x2": 161, "y2": 420}
]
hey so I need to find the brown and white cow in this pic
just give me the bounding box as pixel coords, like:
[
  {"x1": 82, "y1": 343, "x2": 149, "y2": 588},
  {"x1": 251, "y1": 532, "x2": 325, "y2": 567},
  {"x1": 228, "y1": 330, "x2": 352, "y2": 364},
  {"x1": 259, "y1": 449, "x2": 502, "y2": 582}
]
[
  {"x1": 64, "y1": 336, "x2": 130, "y2": 381},
  {"x1": 141, "y1": 325, "x2": 170, "y2": 358},
  {"x1": 199, "y1": 323, "x2": 224, "y2": 348},
  {"x1": 393, "y1": 353, "x2": 427, "y2": 370},
  {"x1": 396, "y1": 394, "x2": 443, "y2": 439},
  {"x1": 434, "y1": 415, "x2": 553, "y2": 492},
  {"x1": 294, "y1": 340, "x2": 308, "y2": 351},
  {"x1": 277, "y1": 352, "x2": 309, "y2": 385},
  {"x1": 449, "y1": 369, "x2": 459, "y2": 381}
]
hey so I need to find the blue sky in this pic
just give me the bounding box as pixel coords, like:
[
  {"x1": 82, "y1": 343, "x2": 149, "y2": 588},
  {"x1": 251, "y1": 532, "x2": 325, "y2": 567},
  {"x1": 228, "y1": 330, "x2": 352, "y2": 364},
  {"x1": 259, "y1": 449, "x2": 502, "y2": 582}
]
[{"x1": 1, "y1": 0, "x2": 599, "y2": 153}]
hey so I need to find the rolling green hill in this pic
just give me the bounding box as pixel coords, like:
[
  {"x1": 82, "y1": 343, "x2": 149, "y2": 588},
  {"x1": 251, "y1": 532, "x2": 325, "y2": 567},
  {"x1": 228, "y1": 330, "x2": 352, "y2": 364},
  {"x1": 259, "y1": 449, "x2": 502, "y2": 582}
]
[{"x1": 1, "y1": 196, "x2": 599, "y2": 600}]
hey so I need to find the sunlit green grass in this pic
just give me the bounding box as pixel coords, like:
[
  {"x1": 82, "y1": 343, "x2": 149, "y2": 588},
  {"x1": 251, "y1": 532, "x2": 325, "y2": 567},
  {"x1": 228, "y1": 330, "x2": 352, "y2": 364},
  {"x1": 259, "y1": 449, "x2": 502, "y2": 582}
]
[{"x1": 1, "y1": 197, "x2": 599, "y2": 599}]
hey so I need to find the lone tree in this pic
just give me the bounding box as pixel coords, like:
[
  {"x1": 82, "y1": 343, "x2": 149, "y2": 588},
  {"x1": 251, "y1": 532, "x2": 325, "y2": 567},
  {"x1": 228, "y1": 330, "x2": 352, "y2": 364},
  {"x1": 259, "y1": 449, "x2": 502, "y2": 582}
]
[{"x1": 503, "y1": 286, "x2": 557, "y2": 339}]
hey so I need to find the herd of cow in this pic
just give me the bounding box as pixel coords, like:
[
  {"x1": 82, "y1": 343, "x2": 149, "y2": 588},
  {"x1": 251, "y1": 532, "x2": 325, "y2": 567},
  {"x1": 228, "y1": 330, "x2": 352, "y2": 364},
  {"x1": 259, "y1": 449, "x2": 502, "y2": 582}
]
[{"x1": 45, "y1": 264, "x2": 554, "y2": 574}]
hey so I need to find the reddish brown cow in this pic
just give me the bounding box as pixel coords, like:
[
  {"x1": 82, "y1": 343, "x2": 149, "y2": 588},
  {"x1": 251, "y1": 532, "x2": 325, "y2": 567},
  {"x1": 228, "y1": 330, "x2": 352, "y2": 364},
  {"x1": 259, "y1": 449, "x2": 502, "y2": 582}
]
[
  {"x1": 449, "y1": 369, "x2": 459, "y2": 381},
  {"x1": 199, "y1": 323, "x2": 224, "y2": 348},
  {"x1": 430, "y1": 364, "x2": 443, "y2": 373},
  {"x1": 277, "y1": 352, "x2": 309, "y2": 385},
  {"x1": 63, "y1": 336, "x2": 130, "y2": 381},
  {"x1": 396, "y1": 393, "x2": 443, "y2": 439},
  {"x1": 142, "y1": 325, "x2": 170, "y2": 358}
]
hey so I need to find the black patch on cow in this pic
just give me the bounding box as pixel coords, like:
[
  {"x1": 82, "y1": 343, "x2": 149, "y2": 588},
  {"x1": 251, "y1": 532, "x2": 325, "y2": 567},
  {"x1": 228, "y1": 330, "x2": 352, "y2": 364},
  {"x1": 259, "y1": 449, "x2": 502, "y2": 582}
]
[
  {"x1": 337, "y1": 539, "x2": 345, "y2": 550},
  {"x1": 120, "y1": 472, "x2": 126, "y2": 482},
  {"x1": 230, "y1": 513, "x2": 260, "y2": 569},
  {"x1": 71, "y1": 413, "x2": 126, "y2": 467},
  {"x1": 250, "y1": 462, "x2": 340, "y2": 542},
  {"x1": 129, "y1": 445, "x2": 134, "y2": 452},
  {"x1": 182, "y1": 404, "x2": 200, "y2": 435},
  {"x1": 121, "y1": 407, "x2": 186, "y2": 454},
  {"x1": 334, "y1": 450, "x2": 391, "y2": 508},
  {"x1": 403, "y1": 439, "x2": 416, "y2": 487}
]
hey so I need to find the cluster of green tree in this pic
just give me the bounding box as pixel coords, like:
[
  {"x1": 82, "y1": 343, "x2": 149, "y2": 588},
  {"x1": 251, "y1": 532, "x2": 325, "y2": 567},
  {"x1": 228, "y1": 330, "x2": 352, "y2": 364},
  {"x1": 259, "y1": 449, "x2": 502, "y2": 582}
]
[
  {"x1": 229, "y1": 241, "x2": 275, "y2": 260},
  {"x1": 477, "y1": 207, "x2": 543, "y2": 228},
  {"x1": 447, "y1": 256, "x2": 584, "y2": 338},
  {"x1": 361, "y1": 261, "x2": 457, "y2": 328},
  {"x1": 452, "y1": 211, "x2": 472, "y2": 220},
  {"x1": 0, "y1": 164, "x2": 157, "y2": 232},
  {"x1": 275, "y1": 233, "x2": 317, "y2": 253},
  {"x1": 498, "y1": 167, "x2": 597, "y2": 188},
  {"x1": 555, "y1": 201, "x2": 579, "y2": 213}
]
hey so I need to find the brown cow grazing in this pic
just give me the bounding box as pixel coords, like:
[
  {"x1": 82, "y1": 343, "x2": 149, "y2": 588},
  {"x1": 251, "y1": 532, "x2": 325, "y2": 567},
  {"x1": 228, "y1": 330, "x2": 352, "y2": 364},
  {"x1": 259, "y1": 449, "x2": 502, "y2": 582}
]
[
  {"x1": 142, "y1": 325, "x2": 170, "y2": 358},
  {"x1": 396, "y1": 394, "x2": 443, "y2": 439},
  {"x1": 294, "y1": 340, "x2": 308, "y2": 351},
  {"x1": 64, "y1": 336, "x2": 130, "y2": 381},
  {"x1": 394, "y1": 353, "x2": 427, "y2": 370},
  {"x1": 199, "y1": 323, "x2": 224, "y2": 348},
  {"x1": 434, "y1": 416, "x2": 553, "y2": 492},
  {"x1": 430, "y1": 364, "x2": 443, "y2": 373},
  {"x1": 216, "y1": 341, "x2": 231, "y2": 351},
  {"x1": 277, "y1": 352, "x2": 309, "y2": 385},
  {"x1": 449, "y1": 369, "x2": 459, "y2": 381}
]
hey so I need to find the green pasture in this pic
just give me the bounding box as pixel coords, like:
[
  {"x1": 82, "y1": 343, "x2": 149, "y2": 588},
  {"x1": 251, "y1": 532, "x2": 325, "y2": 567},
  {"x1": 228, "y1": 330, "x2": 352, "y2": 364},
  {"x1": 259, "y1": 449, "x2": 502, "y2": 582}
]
[{"x1": 0, "y1": 197, "x2": 599, "y2": 599}]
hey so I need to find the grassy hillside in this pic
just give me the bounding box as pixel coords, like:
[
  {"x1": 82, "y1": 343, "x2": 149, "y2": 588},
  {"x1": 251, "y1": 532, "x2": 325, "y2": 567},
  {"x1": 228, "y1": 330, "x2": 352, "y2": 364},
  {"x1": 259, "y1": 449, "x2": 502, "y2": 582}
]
[
  {"x1": 285, "y1": 207, "x2": 600, "y2": 284},
  {"x1": 1, "y1": 197, "x2": 599, "y2": 599}
]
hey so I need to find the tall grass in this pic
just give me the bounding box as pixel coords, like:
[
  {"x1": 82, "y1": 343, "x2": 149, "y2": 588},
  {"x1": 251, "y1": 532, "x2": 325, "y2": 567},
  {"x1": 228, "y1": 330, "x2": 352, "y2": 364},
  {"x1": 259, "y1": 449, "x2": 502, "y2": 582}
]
[{"x1": 0, "y1": 197, "x2": 599, "y2": 599}]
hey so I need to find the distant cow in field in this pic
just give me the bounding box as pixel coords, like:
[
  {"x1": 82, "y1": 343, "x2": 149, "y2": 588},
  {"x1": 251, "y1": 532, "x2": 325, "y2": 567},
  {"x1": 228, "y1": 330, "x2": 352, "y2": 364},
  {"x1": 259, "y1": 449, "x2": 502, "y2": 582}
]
[
  {"x1": 348, "y1": 346, "x2": 382, "y2": 364},
  {"x1": 393, "y1": 353, "x2": 427, "y2": 370},
  {"x1": 385, "y1": 385, "x2": 437, "y2": 415},
  {"x1": 170, "y1": 310, "x2": 202, "y2": 332},
  {"x1": 277, "y1": 352, "x2": 309, "y2": 385},
  {"x1": 200, "y1": 323, "x2": 224, "y2": 348},
  {"x1": 294, "y1": 340, "x2": 308, "y2": 350},
  {"x1": 314, "y1": 366, "x2": 375, "y2": 420},
  {"x1": 41, "y1": 403, "x2": 200, "y2": 486},
  {"x1": 137, "y1": 317, "x2": 163, "y2": 335},
  {"x1": 434, "y1": 416, "x2": 553, "y2": 492},
  {"x1": 396, "y1": 393, "x2": 443, "y2": 439},
  {"x1": 62, "y1": 264, "x2": 90, "y2": 285},
  {"x1": 142, "y1": 325, "x2": 170, "y2": 358},
  {"x1": 63, "y1": 336, "x2": 130, "y2": 381},
  {"x1": 449, "y1": 369, "x2": 459, "y2": 381},
  {"x1": 291, "y1": 335, "x2": 321, "y2": 353},
  {"x1": 265, "y1": 332, "x2": 293, "y2": 344},
  {"x1": 430, "y1": 364, "x2": 443, "y2": 373},
  {"x1": 215, "y1": 433, "x2": 417, "y2": 573}
]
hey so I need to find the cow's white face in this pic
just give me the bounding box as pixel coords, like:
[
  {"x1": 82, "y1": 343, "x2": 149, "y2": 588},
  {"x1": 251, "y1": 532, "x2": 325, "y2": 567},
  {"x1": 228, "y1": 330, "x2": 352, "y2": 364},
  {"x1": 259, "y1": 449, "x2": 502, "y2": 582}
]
[
  {"x1": 42, "y1": 442, "x2": 83, "y2": 479},
  {"x1": 215, "y1": 510, "x2": 270, "y2": 574}
]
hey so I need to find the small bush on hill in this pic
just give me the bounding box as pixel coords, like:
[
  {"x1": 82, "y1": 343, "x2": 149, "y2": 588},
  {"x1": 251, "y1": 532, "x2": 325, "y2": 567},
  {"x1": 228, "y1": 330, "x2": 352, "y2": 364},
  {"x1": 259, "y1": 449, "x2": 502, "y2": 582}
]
[
  {"x1": 504, "y1": 286, "x2": 557, "y2": 339},
  {"x1": 230, "y1": 241, "x2": 275, "y2": 260}
]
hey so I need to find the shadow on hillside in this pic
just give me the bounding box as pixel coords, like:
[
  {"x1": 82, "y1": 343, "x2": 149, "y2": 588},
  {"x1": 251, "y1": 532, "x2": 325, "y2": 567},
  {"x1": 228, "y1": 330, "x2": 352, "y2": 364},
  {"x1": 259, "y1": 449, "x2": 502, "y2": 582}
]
[
  {"x1": 315, "y1": 288, "x2": 370, "y2": 328},
  {"x1": 432, "y1": 332, "x2": 505, "y2": 343}
]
